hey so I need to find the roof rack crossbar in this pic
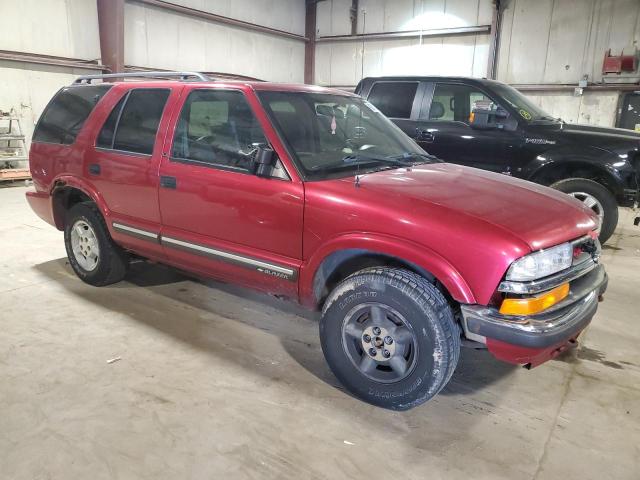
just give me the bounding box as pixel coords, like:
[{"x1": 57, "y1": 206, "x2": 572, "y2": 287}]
[{"x1": 73, "y1": 71, "x2": 209, "y2": 84}]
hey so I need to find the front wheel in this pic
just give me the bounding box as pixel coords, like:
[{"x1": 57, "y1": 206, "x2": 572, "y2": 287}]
[
  {"x1": 319, "y1": 267, "x2": 460, "y2": 410},
  {"x1": 551, "y1": 178, "x2": 618, "y2": 244}
]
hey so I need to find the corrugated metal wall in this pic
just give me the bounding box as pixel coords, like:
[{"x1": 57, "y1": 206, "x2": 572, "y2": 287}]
[
  {"x1": 0, "y1": 0, "x2": 102, "y2": 147},
  {"x1": 125, "y1": 0, "x2": 305, "y2": 82},
  {"x1": 0, "y1": 0, "x2": 306, "y2": 150},
  {"x1": 315, "y1": 0, "x2": 494, "y2": 87},
  {"x1": 496, "y1": 0, "x2": 640, "y2": 127},
  {"x1": 498, "y1": 0, "x2": 640, "y2": 84}
]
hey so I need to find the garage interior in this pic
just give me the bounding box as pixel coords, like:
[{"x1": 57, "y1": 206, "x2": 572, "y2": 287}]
[{"x1": 1, "y1": 0, "x2": 640, "y2": 479}]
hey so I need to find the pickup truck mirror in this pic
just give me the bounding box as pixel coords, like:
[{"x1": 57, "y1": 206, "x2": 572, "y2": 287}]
[
  {"x1": 470, "y1": 101, "x2": 509, "y2": 130},
  {"x1": 252, "y1": 145, "x2": 276, "y2": 177}
]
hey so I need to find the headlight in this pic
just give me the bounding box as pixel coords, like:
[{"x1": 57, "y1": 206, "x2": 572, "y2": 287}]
[{"x1": 506, "y1": 242, "x2": 572, "y2": 281}]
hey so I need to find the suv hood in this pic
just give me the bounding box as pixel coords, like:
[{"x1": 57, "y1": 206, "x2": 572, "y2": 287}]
[{"x1": 348, "y1": 163, "x2": 598, "y2": 250}]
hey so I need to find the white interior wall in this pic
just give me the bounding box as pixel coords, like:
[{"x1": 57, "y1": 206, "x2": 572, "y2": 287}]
[
  {"x1": 124, "y1": 0, "x2": 306, "y2": 82},
  {"x1": 0, "y1": 0, "x2": 101, "y2": 153},
  {"x1": 315, "y1": 0, "x2": 494, "y2": 87},
  {"x1": 497, "y1": 0, "x2": 640, "y2": 127},
  {"x1": 498, "y1": 0, "x2": 640, "y2": 85}
]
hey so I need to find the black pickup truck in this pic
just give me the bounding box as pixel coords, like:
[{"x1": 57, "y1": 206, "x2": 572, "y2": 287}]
[{"x1": 356, "y1": 76, "x2": 640, "y2": 243}]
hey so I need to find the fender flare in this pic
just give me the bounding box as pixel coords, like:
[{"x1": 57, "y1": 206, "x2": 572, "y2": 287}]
[
  {"x1": 49, "y1": 175, "x2": 111, "y2": 229},
  {"x1": 299, "y1": 233, "x2": 475, "y2": 308},
  {"x1": 525, "y1": 151, "x2": 623, "y2": 196}
]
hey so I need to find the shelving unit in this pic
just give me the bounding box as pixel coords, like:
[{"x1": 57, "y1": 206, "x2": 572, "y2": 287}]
[{"x1": 0, "y1": 111, "x2": 30, "y2": 182}]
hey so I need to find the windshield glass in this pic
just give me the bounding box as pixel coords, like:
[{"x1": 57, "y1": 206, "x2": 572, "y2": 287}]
[
  {"x1": 257, "y1": 91, "x2": 434, "y2": 180},
  {"x1": 490, "y1": 83, "x2": 557, "y2": 122}
]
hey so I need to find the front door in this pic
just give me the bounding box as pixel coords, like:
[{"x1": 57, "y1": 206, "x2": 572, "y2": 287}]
[
  {"x1": 157, "y1": 87, "x2": 304, "y2": 297},
  {"x1": 414, "y1": 82, "x2": 521, "y2": 175}
]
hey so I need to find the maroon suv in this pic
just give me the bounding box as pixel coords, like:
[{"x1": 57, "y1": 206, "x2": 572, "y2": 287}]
[{"x1": 27, "y1": 72, "x2": 607, "y2": 410}]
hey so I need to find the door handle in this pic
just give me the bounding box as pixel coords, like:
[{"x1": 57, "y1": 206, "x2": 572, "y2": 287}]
[
  {"x1": 88, "y1": 163, "x2": 101, "y2": 175},
  {"x1": 416, "y1": 128, "x2": 435, "y2": 143},
  {"x1": 160, "y1": 175, "x2": 177, "y2": 189}
]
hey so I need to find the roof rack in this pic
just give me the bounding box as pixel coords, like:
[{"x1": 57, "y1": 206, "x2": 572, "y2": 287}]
[{"x1": 73, "y1": 71, "x2": 209, "y2": 84}]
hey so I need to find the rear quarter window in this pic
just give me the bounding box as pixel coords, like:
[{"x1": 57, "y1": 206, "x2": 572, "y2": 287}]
[
  {"x1": 33, "y1": 85, "x2": 112, "y2": 144},
  {"x1": 367, "y1": 82, "x2": 418, "y2": 119}
]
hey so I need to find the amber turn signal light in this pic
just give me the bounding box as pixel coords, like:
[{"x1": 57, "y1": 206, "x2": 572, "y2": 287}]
[{"x1": 499, "y1": 283, "x2": 570, "y2": 316}]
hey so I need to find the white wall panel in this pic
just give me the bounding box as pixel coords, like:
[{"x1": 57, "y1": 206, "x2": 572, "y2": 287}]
[
  {"x1": 315, "y1": 0, "x2": 493, "y2": 86},
  {"x1": 524, "y1": 91, "x2": 620, "y2": 127},
  {"x1": 167, "y1": 0, "x2": 306, "y2": 36},
  {"x1": 0, "y1": 0, "x2": 100, "y2": 60},
  {"x1": 0, "y1": 61, "x2": 99, "y2": 150},
  {"x1": 124, "y1": 2, "x2": 305, "y2": 82},
  {"x1": 498, "y1": 0, "x2": 640, "y2": 84}
]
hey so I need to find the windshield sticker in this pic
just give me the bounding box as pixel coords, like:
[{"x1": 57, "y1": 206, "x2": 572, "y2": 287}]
[
  {"x1": 525, "y1": 138, "x2": 556, "y2": 145},
  {"x1": 519, "y1": 109, "x2": 532, "y2": 120}
]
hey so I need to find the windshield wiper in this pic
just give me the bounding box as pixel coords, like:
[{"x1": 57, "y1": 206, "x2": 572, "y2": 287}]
[
  {"x1": 311, "y1": 153, "x2": 413, "y2": 173},
  {"x1": 386, "y1": 151, "x2": 440, "y2": 163}
]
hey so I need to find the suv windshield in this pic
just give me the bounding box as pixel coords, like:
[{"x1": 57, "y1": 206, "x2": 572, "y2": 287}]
[
  {"x1": 258, "y1": 91, "x2": 435, "y2": 180},
  {"x1": 490, "y1": 83, "x2": 558, "y2": 123}
]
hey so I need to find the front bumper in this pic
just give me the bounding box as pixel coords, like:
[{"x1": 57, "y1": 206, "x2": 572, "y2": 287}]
[{"x1": 461, "y1": 264, "x2": 607, "y2": 366}]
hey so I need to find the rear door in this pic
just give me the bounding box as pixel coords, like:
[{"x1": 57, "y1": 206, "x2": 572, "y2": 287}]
[
  {"x1": 157, "y1": 86, "x2": 303, "y2": 297},
  {"x1": 364, "y1": 80, "x2": 426, "y2": 136}
]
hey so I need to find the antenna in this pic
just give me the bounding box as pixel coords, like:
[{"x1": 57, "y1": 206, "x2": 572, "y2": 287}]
[{"x1": 359, "y1": 8, "x2": 366, "y2": 82}]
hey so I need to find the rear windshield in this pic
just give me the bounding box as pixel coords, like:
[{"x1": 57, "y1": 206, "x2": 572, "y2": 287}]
[{"x1": 33, "y1": 85, "x2": 112, "y2": 145}]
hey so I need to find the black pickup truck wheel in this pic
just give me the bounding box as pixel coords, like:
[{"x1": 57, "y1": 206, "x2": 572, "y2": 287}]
[
  {"x1": 551, "y1": 178, "x2": 618, "y2": 244},
  {"x1": 320, "y1": 267, "x2": 460, "y2": 410},
  {"x1": 64, "y1": 202, "x2": 129, "y2": 286}
]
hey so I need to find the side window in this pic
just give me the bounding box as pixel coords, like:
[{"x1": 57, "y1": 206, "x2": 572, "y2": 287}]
[
  {"x1": 96, "y1": 95, "x2": 126, "y2": 148},
  {"x1": 96, "y1": 89, "x2": 170, "y2": 154},
  {"x1": 33, "y1": 85, "x2": 112, "y2": 144},
  {"x1": 171, "y1": 89, "x2": 267, "y2": 172},
  {"x1": 367, "y1": 82, "x2": 418, "y2": 119},
  {"x1": 428, "y1": 84, "x2": 492, "y2": 123}
]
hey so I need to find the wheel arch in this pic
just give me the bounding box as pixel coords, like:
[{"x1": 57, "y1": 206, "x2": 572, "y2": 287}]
[
  {"x1": 528, "y1": 159, "x2": 621, "y2": 198},
  {"x1": 301, "y1": 235, "x2": 476, "y2": 309},
  {"x1": 50, "y1": 176, "x2": 107, "y2": 230}
]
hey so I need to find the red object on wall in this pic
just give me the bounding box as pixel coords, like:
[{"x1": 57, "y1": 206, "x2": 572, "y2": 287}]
[{"x1": 602, "y1": 48, "x2": 638, "y2": 74}]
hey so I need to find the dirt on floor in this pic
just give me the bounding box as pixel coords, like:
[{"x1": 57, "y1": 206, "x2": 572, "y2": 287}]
[{"x1": 1, "y1": 185, "x2": 639, "y2": 480}]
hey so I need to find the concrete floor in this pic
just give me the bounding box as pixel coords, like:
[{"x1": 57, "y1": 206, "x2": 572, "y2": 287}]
[{"x1": 1, "y1": 184, "x2": 639, "y2": 480}]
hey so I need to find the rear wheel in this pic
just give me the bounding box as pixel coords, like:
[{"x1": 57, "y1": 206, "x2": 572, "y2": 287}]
[
  {"x1": 64, "y1": 202, "x2": 129, "y2": 286},
  {"x1": 551, "y1": 178, "x2": 618, "y2": 244},
  {"x1": 319, "y1": 267, "x2": 460, "y2": 410}
]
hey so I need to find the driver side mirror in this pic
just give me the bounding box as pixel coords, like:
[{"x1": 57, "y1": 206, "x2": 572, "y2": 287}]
[
  {"x1": 252, "y1": 145, "x2": 276, "y2": 178},
  {"x1": 470, "y1": 101, "x2": 509, "y2": 130}
]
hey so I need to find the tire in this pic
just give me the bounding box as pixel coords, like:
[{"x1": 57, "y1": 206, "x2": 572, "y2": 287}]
[
  {"x1": 64, "y1": 202, "x2": 129, "y2": 286},
  {"x1": 551, "y1": 178, "x2": 618, "y2": 244},
  {"x1": 320, "y1": 267, "x2": 460, "y2": 410}
]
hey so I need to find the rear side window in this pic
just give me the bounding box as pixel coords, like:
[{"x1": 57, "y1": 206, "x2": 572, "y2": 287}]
[
  {"x1": 367, "y1": 82, "x2": 418, "y2": 119},
  {"x1": 97, "y1": 89, "x2": 170, "y2": 155},
  {"x1": 33, "y1": 85, "x2": 112, "y2": 144}
]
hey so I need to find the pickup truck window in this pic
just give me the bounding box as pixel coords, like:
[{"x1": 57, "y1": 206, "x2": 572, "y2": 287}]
[
  {"x1": 171, "y1": 89, "x2": 267, "y2": 172},
  {"x1": 490, "y1": 83, "x2": 557, "y2": 122},
  {"x1": 367, "y1": 82, "x2": 418, "y2": 119},
  {"x1": 259, "y1": 91, "x2": 430, "y2": 180},
  {"x1": 96, "y1": 89, "x2": 170, "y2": 155},
  {"x1": 428, "y1": 84, "x2": 492, "y2": 123},
  {"x1": 33, "y1": 85, "x2": 112, "y2": 145}
]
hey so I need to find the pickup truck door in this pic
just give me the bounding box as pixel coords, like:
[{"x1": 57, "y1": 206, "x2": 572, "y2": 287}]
[
  {"x1": 411, "y1": 82, "x2": 522, "y2": 175},
  {"x1": 157, "y1": 86, "x2": 303, "y2": 298}
]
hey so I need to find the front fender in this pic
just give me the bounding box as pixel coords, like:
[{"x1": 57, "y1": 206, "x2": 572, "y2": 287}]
[{"x1": 299, "y1": 232, "x2": 475, "y2": 308}]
